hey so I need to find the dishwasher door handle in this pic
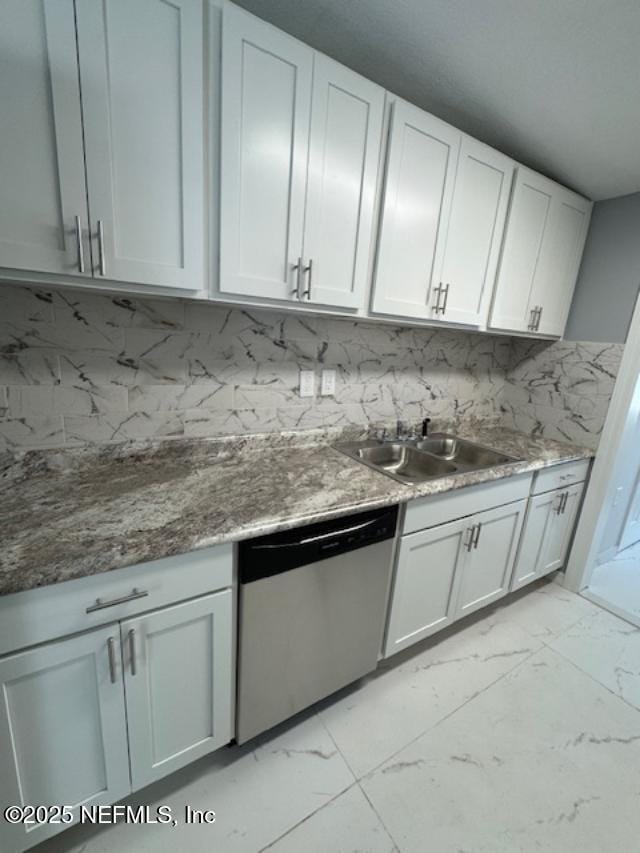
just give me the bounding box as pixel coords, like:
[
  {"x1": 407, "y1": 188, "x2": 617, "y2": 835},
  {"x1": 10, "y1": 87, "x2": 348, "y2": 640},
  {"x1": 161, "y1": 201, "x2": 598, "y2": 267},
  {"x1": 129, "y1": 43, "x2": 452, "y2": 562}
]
[{"x1": 250, "y1": 517, "x2": 382, "y2": 549}]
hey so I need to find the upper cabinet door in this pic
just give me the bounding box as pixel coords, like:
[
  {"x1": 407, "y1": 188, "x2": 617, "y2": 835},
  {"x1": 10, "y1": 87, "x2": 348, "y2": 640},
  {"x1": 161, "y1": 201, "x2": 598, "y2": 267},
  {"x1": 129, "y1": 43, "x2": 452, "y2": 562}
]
[
  {"x1": 371, "y1": 99, "x2": 461, "y2": 320},
  {"x1": 75, "y1": 0, "x2": 204, "y2": 290},
  {"x1": 301, "y1": 56, "x2": 385, "y2": 310},
  {"x1": 220, "y1": 3, "x2": 312, "y2": 301},
  {"x1": 437, "y1": 139, "x2": 514, "y2": 326},
  {"x1": 529, "y1": 188, "x2": 592, "y2": 337},
  {"x1": 0, "y1": 0, "x2": 91, "y2": 277},
  {"x1": 489, "y1": 167, "x2": 554, "y2": 333}
]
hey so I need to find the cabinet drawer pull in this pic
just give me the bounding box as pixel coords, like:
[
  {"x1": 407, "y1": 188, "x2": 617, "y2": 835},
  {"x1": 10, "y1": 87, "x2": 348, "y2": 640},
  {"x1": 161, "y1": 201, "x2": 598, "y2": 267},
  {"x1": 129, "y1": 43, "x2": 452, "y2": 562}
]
[
  {"x1": 107, "y1": 636, "x2": 117, "y2": 684},
  {"x1": 75, "y1": 215, "x2": 85, "y2": 273},
  {"x1": 97, "y1": 219, "x2": 106, "y2": 276},
  {"x1": 86, "y1": 588, "x2": 149, "y2": 614},
  {"x1": 473, "y1": 522, "x2": 482, "y2": 549},
  {"x1": 535, "y1": 306, "x2": 543, "y2": 331},
  {"x1": 128, "y1": 628, "x2": 138, "y2": 676},
  {"x1": 561, "y1": 491, "x2": 569, "y2": 514}
]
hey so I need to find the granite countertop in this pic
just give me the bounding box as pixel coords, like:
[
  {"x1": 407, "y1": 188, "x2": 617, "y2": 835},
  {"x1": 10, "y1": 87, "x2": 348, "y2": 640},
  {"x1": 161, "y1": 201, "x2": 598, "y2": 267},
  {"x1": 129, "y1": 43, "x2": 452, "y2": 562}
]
[{"x1": 0, "y1": 425, "x2": 593, "y2": 597}]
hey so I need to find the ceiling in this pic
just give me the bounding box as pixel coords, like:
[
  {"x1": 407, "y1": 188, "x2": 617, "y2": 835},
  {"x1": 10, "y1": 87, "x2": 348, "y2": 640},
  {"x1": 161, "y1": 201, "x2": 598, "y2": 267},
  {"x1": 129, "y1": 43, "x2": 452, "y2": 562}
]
[{"x1": 233, "y1": 0, "x2": 640, "y2": 201}]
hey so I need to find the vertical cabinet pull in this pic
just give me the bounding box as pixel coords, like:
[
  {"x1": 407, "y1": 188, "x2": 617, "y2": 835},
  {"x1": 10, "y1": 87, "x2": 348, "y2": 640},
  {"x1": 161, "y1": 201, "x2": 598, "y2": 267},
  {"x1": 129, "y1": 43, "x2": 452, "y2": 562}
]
[
  {"x1": 535, "y1": 306, "x2": 543, "y2": 331},
  {"x1": 465, "y1": 525, "x2": 476, "y2": 551},
  {"x1": 303, "y1": 259, "x2": 313, "y2": 300},
  {"x1": 292, "y1": 257, "x2": 302, "y2": 298},
  {"x1": 432, "y1": 283, "x2": 443, "y2": 314},
  {"x1": 440, "y1": 283, "x2": 450, "y2": 315},
  {"x1": 472, "y1": 522, "x2": 482, "y2": 549},
  {"x1": 107, "y1": 637, "x2": 117, "y2": 684},
  {"x1": 97, "y1": 220, "x2": 106, "y2": 276},
  {"x1": 528, "y1": 307, "x2": 537, "y2": 331},
  {"x1": 75, "y1": 215, "x2": 85, "y2": 273},
  {"x1": 128, "y1": 628, "x2": 138, "y2": 676}
]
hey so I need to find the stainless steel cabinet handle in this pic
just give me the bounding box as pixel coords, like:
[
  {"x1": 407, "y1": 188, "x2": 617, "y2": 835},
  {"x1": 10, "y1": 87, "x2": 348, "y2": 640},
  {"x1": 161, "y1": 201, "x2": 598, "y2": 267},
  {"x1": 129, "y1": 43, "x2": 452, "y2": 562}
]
[
  {"x1": 535, "y1": 306, "x2": 543, "y2": 331},
  {"x1": 86, "y1": 587, "x2": 149, "y2": 614},
  {"x1": 561, "y1": 491, "x2": 569, "y2": 514},
  {"x1": 465, "y1": 525, "x2": 476, "y2": 552},
  {"x1": 528, "y1": 308, "x2": 537, "y2": 331},
  {"x1": 107, "y1": 637, "x2": 117, "y2": 684},
  {"x1": 292, "y1": 257, "x2": 302, "y2": 298},
  {"x1": 97, "y1": 220, "x2": 106, "y2": 276},
  {"x1": 441, "y1": 283, "x2": 450, "y2": 315},
  {"x1": 128, "y1": 628, "x2": 137, "y2": 676},
  {"x1": 75, "y1": 215, "x2": 85, "y2": 273},
  {"x1": 432, "y1": 283, "x2": 443, "y2": 314},
  {"x1": 303, "y1": 259, "x2": 313, "y2": 300},
  {"x1": 473, "y1": 522, "x2": 482, "y2": 549}
]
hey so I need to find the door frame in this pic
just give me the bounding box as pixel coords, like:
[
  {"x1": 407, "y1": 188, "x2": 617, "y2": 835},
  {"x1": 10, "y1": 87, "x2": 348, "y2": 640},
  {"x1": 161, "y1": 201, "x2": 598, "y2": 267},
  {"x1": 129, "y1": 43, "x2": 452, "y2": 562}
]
[{"x1": 563, "y1": 284, "x2": 640, "y2": 591}]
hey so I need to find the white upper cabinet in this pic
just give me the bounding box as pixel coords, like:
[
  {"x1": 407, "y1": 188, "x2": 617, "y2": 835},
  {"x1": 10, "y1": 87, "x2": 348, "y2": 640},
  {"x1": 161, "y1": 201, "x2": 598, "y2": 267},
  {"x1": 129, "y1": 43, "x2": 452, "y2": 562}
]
[
  {"x1": 219, "y1": 3, "x2": 384, "y2": 310},
  {"x1": 489, "y1": 167, "x2": 592, "y2": 336},
  {"x1": 437, "y1": 138, "x2": 514, "y2": 326},
  {"x1": 0, "y1": 0, "x2": 91, "y2": 277},
  {"x1": 530, "y1": 187, "x2": 592, "y2": 336},
  {"x1": 302, "y1": 56, "x2": 385, "y2": 309},
  {"x1": 371, "y1": 99, "x2": 461, "y2": 320},
  {"x1": 220, "y1": 3, "x2": 312, "y2": 302},
  {"x1": 75, "y1": 0, "x2": 204, "y2": 290}
]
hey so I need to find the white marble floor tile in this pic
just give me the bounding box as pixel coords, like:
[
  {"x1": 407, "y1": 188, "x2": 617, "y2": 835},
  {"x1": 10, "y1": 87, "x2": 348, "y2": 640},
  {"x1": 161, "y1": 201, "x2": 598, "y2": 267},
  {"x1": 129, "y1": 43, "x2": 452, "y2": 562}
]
[
  {"x1": 318, "y1": 609, "x2": 540, "y2": 778},
  {"x1": 587, "y1": 557, "x2": 640, "y2": 626},
  {"x1": 35, "y1": 713, "x2": 355, "y2": 853},
  {"x1": 361, "y1": 646, "x2": 640, "y2": 853},
  {"x1": 263, "y1": 784, "x2": 396, "y2": 853},
  {"x1": 550, "y1": 607, "x2": 640, "y2": 709},
  {"x1": 490, "y1": 577, "x2": 601, "y2": 640}
]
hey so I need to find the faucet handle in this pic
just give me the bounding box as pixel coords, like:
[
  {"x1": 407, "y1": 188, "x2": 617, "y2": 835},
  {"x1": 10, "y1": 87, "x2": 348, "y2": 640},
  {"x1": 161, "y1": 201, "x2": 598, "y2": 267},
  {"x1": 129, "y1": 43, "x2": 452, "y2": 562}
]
[{"x1": 421, "y1": 417, "x2": 432, "y2": 438}]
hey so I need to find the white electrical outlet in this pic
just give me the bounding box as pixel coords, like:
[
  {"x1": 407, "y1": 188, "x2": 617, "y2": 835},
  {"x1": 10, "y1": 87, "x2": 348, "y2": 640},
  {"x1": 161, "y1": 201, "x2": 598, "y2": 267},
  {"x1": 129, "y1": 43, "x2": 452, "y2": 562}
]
[
  {"x1": 321, "y1": 369, "x2": 336, "y2": 396},
  {"x1": 299, "y1": 369, "x2": 315, "y2": 398}
]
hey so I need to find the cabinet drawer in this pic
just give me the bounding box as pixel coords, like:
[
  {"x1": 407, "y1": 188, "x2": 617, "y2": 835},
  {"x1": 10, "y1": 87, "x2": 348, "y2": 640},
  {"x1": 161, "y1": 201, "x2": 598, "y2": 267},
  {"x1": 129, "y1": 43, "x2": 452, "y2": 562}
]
[
  {"x1": 0, "y1": 545, "x2": 233, "y2": 657},
  {"x1": 532, "y1": 459, "x2": 590, "y2": 495},
  {"x1": 404, "y1": 473, "x2": 532, "y2": 534}
]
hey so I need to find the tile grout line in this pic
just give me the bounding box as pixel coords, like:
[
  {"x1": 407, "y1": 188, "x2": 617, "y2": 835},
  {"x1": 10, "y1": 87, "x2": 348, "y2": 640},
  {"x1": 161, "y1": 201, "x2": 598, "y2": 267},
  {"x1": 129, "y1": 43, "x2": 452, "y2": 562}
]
[
  {"x1": 543, "y1": 640, "x2": 640, "y2": 722},
  {"x1": 356, "y1": 646, "x2": 541, "y2": 785},
  {"x1": 317, "y1": 712, "x2": 402, "y2": 851}
]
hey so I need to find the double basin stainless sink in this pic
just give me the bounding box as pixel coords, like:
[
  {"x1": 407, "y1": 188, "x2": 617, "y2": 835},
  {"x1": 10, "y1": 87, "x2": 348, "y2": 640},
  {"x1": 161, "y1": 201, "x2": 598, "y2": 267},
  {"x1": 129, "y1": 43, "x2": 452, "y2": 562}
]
[{"x1": 335, "y1": 433, "x2": 521, "y2": 485}]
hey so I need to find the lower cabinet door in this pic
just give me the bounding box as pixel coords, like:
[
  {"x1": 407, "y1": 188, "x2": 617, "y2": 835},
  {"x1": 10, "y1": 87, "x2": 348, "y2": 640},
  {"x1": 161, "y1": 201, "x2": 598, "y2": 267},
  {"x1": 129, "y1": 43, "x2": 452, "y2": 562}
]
[
  {"x1": 384, "y1": 518, "x2": 469, "y2": 657},
  {"x1": 543, "y1": 483, "x2": 585, "y2": 576},
  {"x1": 454, "y1": 499, "x2": 527, "y2": 618},
  {"x1": 511, "y1": 491, "x2": 558, "y2": 590},
  {"x1": 122, "y1": 590, "x2": 233, "y2": 790},
  {"x1": 0, "y1": 625, "x2": 130, "y2": 852}
]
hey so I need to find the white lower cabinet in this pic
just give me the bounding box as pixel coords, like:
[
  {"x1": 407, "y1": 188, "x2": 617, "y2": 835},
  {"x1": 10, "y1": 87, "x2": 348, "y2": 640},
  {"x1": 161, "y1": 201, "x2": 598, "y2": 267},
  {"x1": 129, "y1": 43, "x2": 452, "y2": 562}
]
[
  {"x1": 0, "y1": 625, "x2": 131, "y2": 851},
  {"x1": 512, "y1": 483, "x2": 584, "y2": 591},
  {"x1": 385, "y1": 498, "x2": 526, "y2": 657},
  {"x1": 454, "y1": 499, "x2": 526, "y2": 620},
  {"x1": 123, "y1": 591, "x2": 233, "y2": 790},
  {"x1": 0, "y1": 553, "x2": 234, "y2": 852},
  {"x1": 385, "y1": 518, "x2": 469, "y2": 656}
]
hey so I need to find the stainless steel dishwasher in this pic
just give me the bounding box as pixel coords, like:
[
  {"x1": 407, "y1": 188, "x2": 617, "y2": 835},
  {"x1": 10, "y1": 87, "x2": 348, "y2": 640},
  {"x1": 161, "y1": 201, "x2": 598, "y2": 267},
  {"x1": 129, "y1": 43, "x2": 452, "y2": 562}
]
[{"x1": 236, "y1": 505, "x2": 398, "y2": 744}]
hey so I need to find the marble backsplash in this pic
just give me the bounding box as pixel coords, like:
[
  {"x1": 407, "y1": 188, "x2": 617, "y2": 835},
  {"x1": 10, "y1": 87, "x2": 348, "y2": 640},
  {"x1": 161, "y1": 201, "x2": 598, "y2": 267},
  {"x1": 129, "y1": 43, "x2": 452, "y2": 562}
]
[{"x1": 0, "y1": 285, "x2": 624, "y2": 452}]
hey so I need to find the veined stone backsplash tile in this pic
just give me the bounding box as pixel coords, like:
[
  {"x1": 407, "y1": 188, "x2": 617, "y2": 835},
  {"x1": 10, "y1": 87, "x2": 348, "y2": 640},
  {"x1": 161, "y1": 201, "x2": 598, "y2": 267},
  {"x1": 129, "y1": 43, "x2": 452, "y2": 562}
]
[{"x1": 0, "y1": 284, "x2": 625, "y2": 451}]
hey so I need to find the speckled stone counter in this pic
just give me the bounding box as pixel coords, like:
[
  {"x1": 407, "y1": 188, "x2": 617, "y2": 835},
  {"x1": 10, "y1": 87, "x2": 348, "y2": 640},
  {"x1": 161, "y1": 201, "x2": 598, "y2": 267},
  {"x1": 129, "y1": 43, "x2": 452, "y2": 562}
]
[{"x1": 0, "y1": 425, "x2": 593, "y2": 596}]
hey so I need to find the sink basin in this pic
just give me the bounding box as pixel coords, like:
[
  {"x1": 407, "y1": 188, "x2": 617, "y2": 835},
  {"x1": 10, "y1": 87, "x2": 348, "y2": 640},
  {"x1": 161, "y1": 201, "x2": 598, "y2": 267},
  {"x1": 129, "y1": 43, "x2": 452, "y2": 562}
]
[
  {"x1": 335, "y1": 432, "x2": 521, "y2": 485},
  {"x1": 356, "y1": 443, "x2": 457, "y2": 483},
  {"x1": 415, "y1": 434, "x2": 515, "y2": 468}
]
